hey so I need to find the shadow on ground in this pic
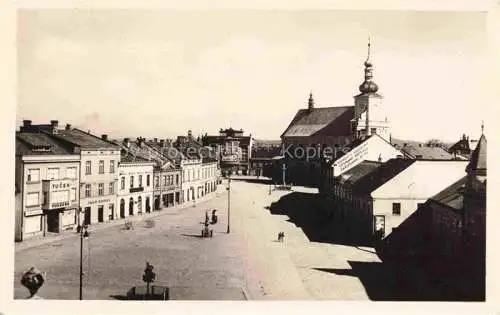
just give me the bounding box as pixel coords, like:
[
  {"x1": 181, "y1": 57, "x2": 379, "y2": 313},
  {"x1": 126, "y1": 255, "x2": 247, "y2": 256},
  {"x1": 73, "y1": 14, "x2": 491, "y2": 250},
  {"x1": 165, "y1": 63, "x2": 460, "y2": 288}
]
[
  {"x1": 181, "y1": 233, "x2": 204, "y2": 239},
  {"x1": 313, "y1": 260, "x2": 473, "y2": 301},
  {"x1": 230, "y1": 177, "x2": 273, "y2": 185},
  {"x1": 267, "y1": 192, "x2": 371, "y2": 246}
]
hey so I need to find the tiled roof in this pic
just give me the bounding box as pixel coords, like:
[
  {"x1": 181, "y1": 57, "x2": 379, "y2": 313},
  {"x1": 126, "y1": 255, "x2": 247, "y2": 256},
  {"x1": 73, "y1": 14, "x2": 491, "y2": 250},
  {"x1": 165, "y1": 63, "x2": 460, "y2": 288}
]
[
  {"x1": 16, "y1": 132, "x2": 75, "y2": 156},
  {"x1": 51, "y1": 128, "x2": 119, "y2": 149},
  {"x1": 430, "y1": 176, "x2": 467, "y2": 210},
  {"x1": 352, "y1": 158, "x2": 415, "y2": 195},
  {"x1": 448, "y1": 138, "x2": 470, "y2": 153},
  {"x1": 337, "y1": 160, "x2": 383, "y2": 185},
  {"x1": 467, "y1": 134, "x2": 486, "y2": 174},
  {"x1": 281, "y1": 106, "x2": 354, "y2": 137},
  {"x1": 120, "y1": 151, "x2": 151, "y2": 163},
  {"x1": 399, "y1": 145, "x2": 454, "y2": 160}
]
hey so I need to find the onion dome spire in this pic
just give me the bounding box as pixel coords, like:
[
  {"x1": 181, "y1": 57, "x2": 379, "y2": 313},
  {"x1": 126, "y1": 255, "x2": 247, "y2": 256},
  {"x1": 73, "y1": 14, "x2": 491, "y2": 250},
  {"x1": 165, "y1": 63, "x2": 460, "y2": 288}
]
[
  {"x1": 359, "y1": 36, "x2": 379, "y2": 94},
  {"x1": 308, "y1": 91, "x2": 314, "y2": 110}
]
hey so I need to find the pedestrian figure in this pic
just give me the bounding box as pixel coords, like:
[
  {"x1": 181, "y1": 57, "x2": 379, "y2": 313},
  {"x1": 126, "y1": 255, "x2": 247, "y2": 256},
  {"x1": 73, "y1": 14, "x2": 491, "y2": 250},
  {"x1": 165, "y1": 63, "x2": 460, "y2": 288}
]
[
  {"x1": 21, "y1": 267, "x2": 45, "y2": 299},
  {"x1": 277, "y1": 232, "x2": 285, "y2": 242}
]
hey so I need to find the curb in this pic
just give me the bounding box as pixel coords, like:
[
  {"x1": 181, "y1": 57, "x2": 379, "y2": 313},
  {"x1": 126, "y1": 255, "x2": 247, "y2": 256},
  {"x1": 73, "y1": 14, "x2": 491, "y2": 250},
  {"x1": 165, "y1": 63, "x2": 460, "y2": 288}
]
[{"x1": 15, "y1": 193, "x2": 218, "y2": 252}]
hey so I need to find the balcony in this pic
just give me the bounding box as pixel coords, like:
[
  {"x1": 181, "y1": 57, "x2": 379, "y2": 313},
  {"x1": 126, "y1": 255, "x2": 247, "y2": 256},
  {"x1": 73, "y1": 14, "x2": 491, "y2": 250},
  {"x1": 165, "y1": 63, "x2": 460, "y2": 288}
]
[{"x1": 130, "y1": 186, "x2": 144, "y2": 193}]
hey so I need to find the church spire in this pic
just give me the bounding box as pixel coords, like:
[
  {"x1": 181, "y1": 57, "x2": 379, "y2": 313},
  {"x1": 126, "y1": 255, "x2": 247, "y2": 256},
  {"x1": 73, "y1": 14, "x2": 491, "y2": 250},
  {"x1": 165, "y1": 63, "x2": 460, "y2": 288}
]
[
  {"x1": 308, "y1": 91, "x2": 315, "y2": 110},
  {"x1": 359, "y1": 36, "x2": 379, "y2": 94}
]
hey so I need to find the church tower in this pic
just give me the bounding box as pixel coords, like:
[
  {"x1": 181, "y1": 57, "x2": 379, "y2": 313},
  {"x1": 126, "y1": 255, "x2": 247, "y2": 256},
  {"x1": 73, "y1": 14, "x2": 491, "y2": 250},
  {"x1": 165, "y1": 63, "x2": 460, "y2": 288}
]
[{"x1": 351, "y1": 37, "x2": 391, "y2": 141}]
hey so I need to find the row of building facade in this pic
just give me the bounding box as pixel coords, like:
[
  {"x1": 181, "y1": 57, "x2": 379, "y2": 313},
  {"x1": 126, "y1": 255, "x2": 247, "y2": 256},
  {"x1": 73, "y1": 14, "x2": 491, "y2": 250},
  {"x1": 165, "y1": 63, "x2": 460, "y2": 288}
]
[{"x1": 15, "y1": 121, "x2": 220, "y2": 242}]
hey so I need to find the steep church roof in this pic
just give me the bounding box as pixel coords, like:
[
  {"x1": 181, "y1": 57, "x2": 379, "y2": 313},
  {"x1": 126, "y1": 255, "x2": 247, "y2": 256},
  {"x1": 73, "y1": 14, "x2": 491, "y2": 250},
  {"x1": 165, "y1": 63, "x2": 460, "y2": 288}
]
[
  {"x1": 467, "y1": 133, "x2": 486, "y2": 176},
  {"x1": 281, "y1": 105, "x2": 354, "y2": 138}
]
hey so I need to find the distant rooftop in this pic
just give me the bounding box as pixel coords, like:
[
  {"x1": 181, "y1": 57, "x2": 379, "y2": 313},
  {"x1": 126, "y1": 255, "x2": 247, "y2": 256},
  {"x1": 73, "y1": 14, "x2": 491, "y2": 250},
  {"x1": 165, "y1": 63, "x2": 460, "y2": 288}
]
[{"x1": 16, "y1": 132, "x2": 76, "y2": 156}]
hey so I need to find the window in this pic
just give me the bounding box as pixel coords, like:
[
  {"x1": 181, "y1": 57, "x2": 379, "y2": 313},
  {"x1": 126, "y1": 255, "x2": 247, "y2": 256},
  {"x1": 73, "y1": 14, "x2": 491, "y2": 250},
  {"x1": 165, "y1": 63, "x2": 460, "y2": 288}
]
[
  {"x1": 47, "y1": 168, "x2": 59, "y2": 180},
  {"x1": 155, "y1": 176, "x2": 159, "y2": 187},
  {"x1": 163, "y1": 176, "x2": 167, "y2": 186},
  {"x1": 66, "y1": 167, "x2": 77, "y2": 179},
  {"x1": 27, "y1": 169, "x2": 40, "y2": 182},
  {"x1": 43, "y1": 192, "x2": 48, "y2": 205},
  {"x1": 392, "y1": 203, "x2": 401, "y2": 216},
  {"x1": 85, "y1": 184, "x2": 91, "y2": 197},
  {"x1": 176, "y1": 174, "x2": 179, "y2": 184},
  {"x1": 85, "y1": 161, "x2": 92, "y2": 175},
  {"x1": 110, "y1": 160, "x2": 115, "y2": 173},
  {"x1": 121, "y1": 177, "x2": 125, "y2": 190},
  {"x1": 98, "y1": 183, "x2": 104, "y2": 196},
  {"x1": 26, "y1": 192, "x2": 39, "y2": 206},
  {"x1": 70, "y1": 188, "x2": 77, "y2": 201},
  {"x1": 130, "y1": 176, "x2": 134, "y2": 188},
  {"x1": 139, "y1": 175, "x2": 143, "y2": 187},
  {"x1": 146, "y1": 175, "x2": 150, "y2": 187},
  {"x1": 109, "y1": 182, "x2": 114, "y2": 194},
  {"x1": 99, "y1": 160, "x2": 105, "y2": 174},
  {"x1": 371, "y1": 128, "x2": 377, "y2": 134}
]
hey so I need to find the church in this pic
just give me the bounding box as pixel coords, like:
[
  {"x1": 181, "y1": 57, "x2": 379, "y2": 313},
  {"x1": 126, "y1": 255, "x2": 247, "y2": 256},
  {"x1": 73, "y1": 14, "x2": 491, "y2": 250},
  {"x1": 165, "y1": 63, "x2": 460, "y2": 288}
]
[{"x1": 280, "y1": 39, "x2": 393, "y2": 187}]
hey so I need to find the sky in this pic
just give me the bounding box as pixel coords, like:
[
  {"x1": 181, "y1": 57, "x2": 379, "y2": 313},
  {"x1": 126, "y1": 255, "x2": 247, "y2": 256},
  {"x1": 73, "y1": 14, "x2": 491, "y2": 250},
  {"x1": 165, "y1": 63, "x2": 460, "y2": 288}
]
[{"x1": 17, "y1": 10, "x2": 488, "y2": 142}]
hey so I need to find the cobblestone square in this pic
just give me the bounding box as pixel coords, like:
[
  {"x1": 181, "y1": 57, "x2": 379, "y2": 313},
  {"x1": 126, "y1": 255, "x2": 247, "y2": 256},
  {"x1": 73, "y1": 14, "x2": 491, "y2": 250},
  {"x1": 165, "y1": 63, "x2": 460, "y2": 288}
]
[{"x1": 15, "y1": 178, "x2": 381, "y2": 300}]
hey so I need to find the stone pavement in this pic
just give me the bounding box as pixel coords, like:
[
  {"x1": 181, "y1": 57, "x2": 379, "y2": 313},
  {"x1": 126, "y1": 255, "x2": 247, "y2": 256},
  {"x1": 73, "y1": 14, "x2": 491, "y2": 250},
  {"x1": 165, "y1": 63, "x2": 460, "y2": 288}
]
[{"x1": 14, "y1": 177, "x2": 381, "y2": 300}]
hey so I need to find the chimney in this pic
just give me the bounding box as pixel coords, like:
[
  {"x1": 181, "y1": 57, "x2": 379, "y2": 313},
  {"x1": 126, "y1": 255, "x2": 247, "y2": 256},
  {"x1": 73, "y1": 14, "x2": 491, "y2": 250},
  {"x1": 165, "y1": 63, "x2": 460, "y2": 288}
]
[
  {"x1": 65, "y1": 124, "x2": 72, "y2": 130},
  {"x1": 137, "y1": 137, "x2": 144, "y2": 147},
  {"x1": 101, "y1": 134, "x2": 108, "y2": 141},
  {"x1": 159, "y1": 139, "x2": 165, "y2": 147},
  {"x1": 154, "y1": 137, "x2": 158, "y2": 143},
  {"x1": 23, "y1": 120, "x2": 32, "y2": 127},
  {"x1": 403, "y1": 143, "x2": 407, "y2": 147},
  {"x1": 123, "y1": 138, "x2": 130, "y2": 148},
  {"x1": 418, "y1": 143, "x2": 423, "y2": 147},
  {"x1": 50, "y1": 120, "x2": 59, "y2": 128},
  {"x1": 188, "y1": 130, "x2": 193, "y2": 140}
]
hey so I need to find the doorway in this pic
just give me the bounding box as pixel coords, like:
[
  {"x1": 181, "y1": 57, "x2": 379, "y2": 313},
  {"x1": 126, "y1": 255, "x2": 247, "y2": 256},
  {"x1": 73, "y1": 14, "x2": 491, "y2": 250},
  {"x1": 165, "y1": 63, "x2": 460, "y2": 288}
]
[
  {"x1": 46, "y1": 211, "x2": 60, "y2": 233},
  {"x1": 146, "y1": 197, "x2": 151, "y2": 213},
  {"x1": 84, "y1": 207, "x2": 91, "y2": 225},
  {"x1": 129, "y1": 198, "x2": 134, "y2": 216},
  {"x1": 120, "y1": 199, "x2": 125, "y2": 218},
  {"x1": 373, "y1": 215, "x2": 386, "y2": 239},
  {"x1": 98, "y1": 205, "x2": 104, "y2": 223}
]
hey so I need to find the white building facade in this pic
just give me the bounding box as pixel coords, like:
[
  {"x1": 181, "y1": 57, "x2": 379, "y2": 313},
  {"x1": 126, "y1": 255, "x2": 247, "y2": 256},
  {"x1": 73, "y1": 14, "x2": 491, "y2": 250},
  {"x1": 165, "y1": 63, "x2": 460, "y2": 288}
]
[{"x1": 116, "y1": 160, "x2": 155, "y2": 218}]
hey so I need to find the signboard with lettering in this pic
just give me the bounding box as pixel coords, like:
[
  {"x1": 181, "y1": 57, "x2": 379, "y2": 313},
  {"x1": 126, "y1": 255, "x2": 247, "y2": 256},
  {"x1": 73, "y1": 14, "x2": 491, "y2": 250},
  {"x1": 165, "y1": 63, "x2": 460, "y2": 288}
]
[
  {"x1": 334, "y1": 141, "x2": 369, "y2": 174},
  {"x1": 88, "y1": 198, "x2": 113, "y2": 205}
]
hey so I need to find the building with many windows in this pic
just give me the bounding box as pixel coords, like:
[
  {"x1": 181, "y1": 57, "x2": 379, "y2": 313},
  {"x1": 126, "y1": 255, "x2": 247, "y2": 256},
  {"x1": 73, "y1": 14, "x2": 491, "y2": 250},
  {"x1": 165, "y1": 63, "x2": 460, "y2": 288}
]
[
  {"x1": 15, "y1": 129, "x2": 81, "y2": 241},
  {"x1": 20, "y1": 120, "x2": 121, "y2": 226},
  {"x1": 176, "y1": 131, "x2": 218, "y2": 203},
  {"x1": 115, "y1": 138, "x2": 154, "y2": 218},
  {"x1": 145, "y1": 138, "x2": 183, "y2": 208},
  {"x1": 202, "y1": 128, "x2": 253, "y2": 176}
]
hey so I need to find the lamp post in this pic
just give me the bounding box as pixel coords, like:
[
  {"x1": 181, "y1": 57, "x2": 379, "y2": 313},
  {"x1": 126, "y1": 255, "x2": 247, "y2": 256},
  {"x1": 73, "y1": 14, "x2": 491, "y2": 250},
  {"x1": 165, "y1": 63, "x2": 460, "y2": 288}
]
[
  {"x1": 78, "y1": 224, "x2": 89, "y2": 300},
  {"x1": 227, "y1": 175, "x2": 231, "y2": 234},
  {"x1": 282, "y1": 163, "x2": 287, "y2": 186}
]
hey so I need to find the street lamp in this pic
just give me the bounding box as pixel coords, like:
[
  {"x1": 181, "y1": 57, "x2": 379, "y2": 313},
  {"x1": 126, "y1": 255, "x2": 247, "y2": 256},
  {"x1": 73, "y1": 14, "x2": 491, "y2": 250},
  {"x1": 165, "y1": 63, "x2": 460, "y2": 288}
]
[
  {"x1": 227, "y1": 175, "x2": 231, "y2": 234},
  {"x1": 78, "y1": 224, "x2": 90, "y2": 300}
]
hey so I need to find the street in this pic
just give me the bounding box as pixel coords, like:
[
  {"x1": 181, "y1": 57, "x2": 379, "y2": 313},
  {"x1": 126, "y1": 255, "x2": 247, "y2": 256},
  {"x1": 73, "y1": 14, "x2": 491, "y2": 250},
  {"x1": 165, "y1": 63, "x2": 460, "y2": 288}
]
[{"x1": 14, "y1": 177, "x2": 381, "y2": 300}]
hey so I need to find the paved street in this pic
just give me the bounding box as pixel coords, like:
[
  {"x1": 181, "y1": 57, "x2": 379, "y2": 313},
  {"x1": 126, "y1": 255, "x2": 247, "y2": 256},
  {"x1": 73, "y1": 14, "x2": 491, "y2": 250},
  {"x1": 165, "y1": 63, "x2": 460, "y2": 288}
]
[{"x1": 14, "y1": 177, "x2": 381, "y2": 300}]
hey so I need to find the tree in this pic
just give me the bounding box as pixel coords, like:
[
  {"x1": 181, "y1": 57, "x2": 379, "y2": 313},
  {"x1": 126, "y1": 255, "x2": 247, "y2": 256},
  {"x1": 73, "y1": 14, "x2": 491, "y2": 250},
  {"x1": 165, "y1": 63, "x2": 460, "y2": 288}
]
[{"x1": 142, "y1": 262, "x2": 156, "y2": 296}]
